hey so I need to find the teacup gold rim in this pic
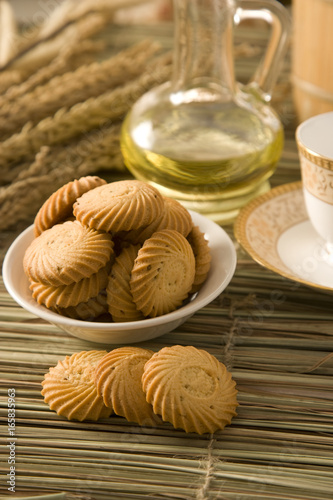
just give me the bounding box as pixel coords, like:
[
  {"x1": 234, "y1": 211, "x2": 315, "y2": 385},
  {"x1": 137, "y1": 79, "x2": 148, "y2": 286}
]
[
  {"x1": 234, "y1": 181, "x2": 333, "y2": 292},
  {"x1": 296, "y1": 127, "x2": 333, "y2": 171}
]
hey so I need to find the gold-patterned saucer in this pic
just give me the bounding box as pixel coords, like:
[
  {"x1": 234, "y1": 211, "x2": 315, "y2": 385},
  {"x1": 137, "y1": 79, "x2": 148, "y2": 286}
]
[{"x1": 234, "y1": 181, "x2": 333, "y2": 292}]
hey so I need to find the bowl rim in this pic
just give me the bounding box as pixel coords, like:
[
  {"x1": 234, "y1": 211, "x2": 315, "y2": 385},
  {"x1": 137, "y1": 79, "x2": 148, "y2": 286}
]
[{"x1": 2, "y1": 210, "x2": 237, "y2": 331}]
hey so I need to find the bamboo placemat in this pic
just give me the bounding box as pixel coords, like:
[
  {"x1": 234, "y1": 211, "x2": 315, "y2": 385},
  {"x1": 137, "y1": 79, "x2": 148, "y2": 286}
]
[{"x1": 1, "y1": 22, "x2": 333, "y2": 500}]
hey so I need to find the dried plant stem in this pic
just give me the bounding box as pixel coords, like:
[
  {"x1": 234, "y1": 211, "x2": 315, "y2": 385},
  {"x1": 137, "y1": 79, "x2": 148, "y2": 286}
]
[
  {"x1": 0, "y1": 39, "x2": 160, "y2": 138},
  {"x1": 0, "y1": 39, "x2": 106, "y2": 106},
  {"x1": 0, "y1": 160, "x2": 32, "y2": 186},
  {"x1": 0, "y1": 11, "x2": 109, "y2": 94},
  {"x1": 1, "y1": 11, "x2": 105, "y2": 72},
  {"x1": 0, "y1": 123, "x2": 123, "y2": 230},
  {"x1": 0, "y1": 0, "x2": 18, "y2": 67},
  {"x1": 0, "y1": 54, "x2": 171, "y2": 174},
  {"x1": 37, "y1": 0, "x2": 148, "y2": 39},
  {"x1": 0, "y1": 68, "x2": 21, "y2": 94},
  {"x1": 1, "y1": 0, "x2": 149, "y2": 74}
]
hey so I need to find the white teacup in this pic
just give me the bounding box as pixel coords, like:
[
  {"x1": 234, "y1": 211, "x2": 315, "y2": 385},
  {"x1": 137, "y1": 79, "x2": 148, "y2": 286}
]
[{"x1": 296, "y1": 112, "x2": 333, "y2": 251}]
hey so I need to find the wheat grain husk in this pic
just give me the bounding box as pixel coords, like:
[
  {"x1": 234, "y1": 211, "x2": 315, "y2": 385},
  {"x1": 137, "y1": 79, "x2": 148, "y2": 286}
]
[
  {"x1": 0, "y1": 123, "x2": 124, "y2": 230},
  {"x1": 0, "y1": 52, "x2": 171, "y2": 175},
  {"x1": 0, "y1": 39, "x2": 160, "y2": 139}
]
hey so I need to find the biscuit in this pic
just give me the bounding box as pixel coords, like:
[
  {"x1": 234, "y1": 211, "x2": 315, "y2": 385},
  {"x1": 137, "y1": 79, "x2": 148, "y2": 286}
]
[
  {"x1": 73, "y1": 180, "x2": 164, "y2": 233},
  {"x1": 155, "y1": 197, "x2": 193, "y2": 237},
  {"x1": 34, "y1": 176, "x2": 106, "y2": 237},
  {"x1": 23, "y1": 220, "x2": 114, "y2": 286},
  {"x1": 119, "y1": 198, "x2": 192, "y2": 244},
  {"x1": 29, "y1": 264, "x2": 110, "y2": 308},
  {"x1": 187, "y1": 225, "x2": 211, "y2": 293},
  {"x1": 106, "y1": 244, "x2": 144, "y2": 322},
  {"x1": 116, "y1": 216, "x2": 163, "y2": 246},
  {"x1": 94, "y1": 347, "x2": 161, "y2": 426},
  {"x1": 142, "y1": 345, "x2": 238, "y2": 434},
  {"x1": 53, "y1": 291, "x2": 108, "y2": 320},
  {"x1": 41, "y1": 350, "x2": 112, "y2": 421},
  {"x1": 130, "y1": 229, "x2": 195, "y2": 317}
]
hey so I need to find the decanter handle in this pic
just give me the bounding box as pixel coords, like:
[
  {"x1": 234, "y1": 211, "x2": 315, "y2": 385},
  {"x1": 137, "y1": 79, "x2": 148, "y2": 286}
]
[{"x1": 235, "y1": 0, "x2": 291, "y2": 101}]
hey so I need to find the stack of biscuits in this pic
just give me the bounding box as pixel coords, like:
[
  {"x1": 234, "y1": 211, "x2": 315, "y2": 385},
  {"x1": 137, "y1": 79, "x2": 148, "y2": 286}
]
[
  {"x1": 41, "y1": 345, "x2": 238, "y2": 434},
  {"x1": 23, "y1": 177, "x2": 211, "y2": 321}
]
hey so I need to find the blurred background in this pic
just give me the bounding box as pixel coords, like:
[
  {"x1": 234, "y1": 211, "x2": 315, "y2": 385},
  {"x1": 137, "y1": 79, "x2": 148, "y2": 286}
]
[
  {"x1": 9, "y1": 0, "x2": 173, "y2": 25},
  {"x1": 10, "y1": 0, "x2": 291, "y2": 24}
]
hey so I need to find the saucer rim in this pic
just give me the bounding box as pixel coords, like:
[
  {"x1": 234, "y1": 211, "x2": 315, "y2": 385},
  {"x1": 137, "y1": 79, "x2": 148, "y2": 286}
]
[{"x1": 234, "y1": 181, "x2": 333, "y2": 292}]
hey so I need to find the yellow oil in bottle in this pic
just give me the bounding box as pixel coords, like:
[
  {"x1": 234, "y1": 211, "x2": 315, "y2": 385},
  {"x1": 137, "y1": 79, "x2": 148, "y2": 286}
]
[{"x1": 121, "y1": 96, "x2": 284, "y2": 222}]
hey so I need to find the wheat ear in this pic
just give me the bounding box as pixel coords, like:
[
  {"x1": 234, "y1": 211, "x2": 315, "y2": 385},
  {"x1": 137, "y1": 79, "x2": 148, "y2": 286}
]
[
  {"x1": 0, "y1": 53, "x2": 172, "y2": 172},
  {"x1": 0, "y1": 123, "x2": 124, "y2": 230},
  {"x1": 0, "y1": 0, "x2": 18, "y2": 67},
  {"x1": 0, "y1": 39, "x2": 160, "y2": 138},
  {"x1": 0, "y1": 38, "x2": 105, "y2": 107}
]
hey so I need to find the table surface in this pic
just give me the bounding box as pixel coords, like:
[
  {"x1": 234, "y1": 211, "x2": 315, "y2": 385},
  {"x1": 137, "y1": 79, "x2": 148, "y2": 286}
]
[{"x1": 0, "y1": 22, "x2": 333, "y2": 500}]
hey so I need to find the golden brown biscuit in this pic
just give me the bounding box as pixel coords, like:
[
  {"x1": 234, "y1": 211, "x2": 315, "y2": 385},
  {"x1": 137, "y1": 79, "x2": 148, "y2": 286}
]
[
  {"x1": 116, "y1": 216, "x2": 163, "y2": 246},
  {"x1": 73, "y1": 180, "x2": 164, "y2": 233},
  {"x1": 118, "y1": 197, "x2": 192, "y2": 244},
  {"x1": 94, "y1": 347, "x2": 161, "y2": 426},
  {"x1": 106, "y1": 244, "x2": 144, "y2": 322},
  {"x1": 23, "y1": 220, "x2": 114, "y2": 286},
  {"x1": 41, "y1": 350, "x2": 112, "y2": 421},
  {"x1": 142, "y1": 345, "x2": 238, "y2": 434},
  {"x1": 155, "y1": 197, "x2": 193, "y2": 237},
  {"x1": 29, "y1": 264, "x2": 110, "y2": 308},
  {"x1": 53, "y1": 291, "x2": 108, "y2": 320},
  {"x1": 187, "y1": 225, "x2": 211, "y2": 293},
  {"x1": 34, "y1": 176, "x2": 107, "y2": 237},
  {"x1": 130, "y1": 229, "x2": 195, "y2": 317}
]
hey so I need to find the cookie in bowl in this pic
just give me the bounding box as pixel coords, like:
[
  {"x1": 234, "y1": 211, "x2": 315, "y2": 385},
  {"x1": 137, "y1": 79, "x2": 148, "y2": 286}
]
[{"x1": 3, "y1": 178, "x2": 237, "y2": 344}]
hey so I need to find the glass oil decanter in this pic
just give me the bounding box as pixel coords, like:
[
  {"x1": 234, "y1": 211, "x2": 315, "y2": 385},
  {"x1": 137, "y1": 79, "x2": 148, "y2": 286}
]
[{"x1": 120, "y1": 0, "x2": 291, "y2": 223}]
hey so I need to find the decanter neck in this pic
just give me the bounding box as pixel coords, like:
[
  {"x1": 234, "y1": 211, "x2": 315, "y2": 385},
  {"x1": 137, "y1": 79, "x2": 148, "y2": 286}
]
[{"x1": 171, "y1": 0, "x2": 236, "y2": 99}]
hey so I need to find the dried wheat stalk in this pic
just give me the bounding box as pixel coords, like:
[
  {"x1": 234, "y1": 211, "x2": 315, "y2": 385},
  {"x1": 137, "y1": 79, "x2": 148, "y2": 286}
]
[
  {"x1": 16, "y1": 124, "x2": 124, "y2": 183},
  {"x1": 0, "y1": 123, "x2": 124, "y2": 230},
  {"x1": 0, "y1": 11, "x2": 109, "y2": 95},
  {"x1": 0, "y1": 39, "x2": 106, "y2": 106},
  {"x1": 0, "y1": 53, "x2": 172, "y2": 175},
  {"x1": 37, "y1": 0, "x2": 148, "y2": 37},
  {"x1": 2, "y1": 0, "x2": 148, "y2": 88},
  {"x1": 0, "y1": 160, "x2": 32, "y2": 186},
  {"x1": 0, "y1": 39, "x2": 160, "y2": 138},
  {"x1": 0, "y1": 69, "x2": 21, "y2": 94},
  {"x1": 12, "y1": 13, "x2": 108, "y2": 72},
  {"x1": 1, "y1": 0, "x2": 148, "y2": 74},
  {"x1": 0, "y1": 0, "x2": 18, "y2": 67}
]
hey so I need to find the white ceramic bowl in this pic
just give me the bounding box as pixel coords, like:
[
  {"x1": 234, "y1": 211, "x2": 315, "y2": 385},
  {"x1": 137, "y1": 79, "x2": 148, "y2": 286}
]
[{"x1": 2, "y1": 211, "x2": 237, "y2": 344}]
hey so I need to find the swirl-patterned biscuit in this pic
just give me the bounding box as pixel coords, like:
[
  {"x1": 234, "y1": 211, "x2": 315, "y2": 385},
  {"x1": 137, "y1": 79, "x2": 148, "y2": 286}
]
[
  {"x1": 106, "y1": 244, "x2": 144, "y2": 322},
  {"x1": 23, "y1": 220, "x2": 114, "y2": 286},
  {"x1": 73, "y1": 180, "x2": 164, "y2": 233},
  {"x1": 41, "y1": 350, "x2": 112, "y2": 421},
  {"x1": 118, "y1": 197, "x2": 192, "y2": 245},
  {"x1": 187, "y1": 225, "x2": 211, "y2": 293},
  {"x1": 130, "y1": 229, "x2": 195, "y2": 317},
  {"x1": 116, "y1": 216, "x2": 163, "y2": 246},
  {"x1": 34, "y1": 176, "x2": 107, "y2": 237},
  {"x1": 142, "y1": 345, "x2": 238, "y2": 434},
  {"x1": 94, "y1": 347, "x2": 161, "y2": 426},
  {"x1": 155, "y1": 197, "x2": 193, "y2": 237},
  {"x1": 29, "y1": 265, "x2": 109, "y2": 308},
  {"x1": 53, "y1": 291, "x2": 108, "y2": 320}
]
